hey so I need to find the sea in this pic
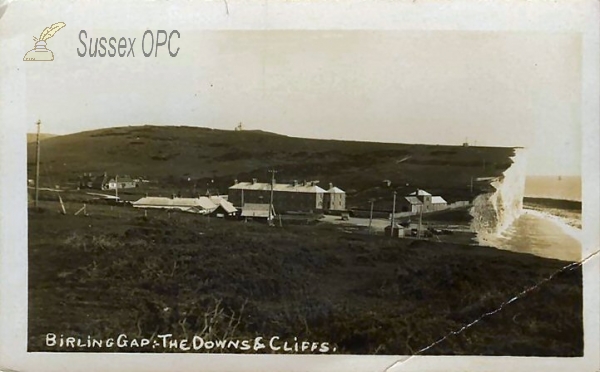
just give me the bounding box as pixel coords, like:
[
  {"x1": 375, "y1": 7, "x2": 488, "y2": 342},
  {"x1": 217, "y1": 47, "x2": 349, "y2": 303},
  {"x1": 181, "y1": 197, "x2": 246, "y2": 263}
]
[
  {"x1": 524, "y1": 175, "x2": 581, "y2": 202},
  {"x1": 481, "y1": 176, "x2": 582, "y2": 262}
]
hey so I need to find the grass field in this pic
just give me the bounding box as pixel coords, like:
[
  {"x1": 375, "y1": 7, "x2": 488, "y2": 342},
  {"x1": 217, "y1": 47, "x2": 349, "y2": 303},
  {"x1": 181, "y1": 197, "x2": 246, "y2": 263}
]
[{"x1": 28, "y1": 201, "x2": 583, "y2": 356}]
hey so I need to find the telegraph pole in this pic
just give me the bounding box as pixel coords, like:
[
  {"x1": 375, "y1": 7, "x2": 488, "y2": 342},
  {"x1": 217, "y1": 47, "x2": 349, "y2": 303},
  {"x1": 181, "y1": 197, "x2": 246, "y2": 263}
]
[
  {"x1": 390, "y1": 191, "x2": 397, "y2": 236},
  {"x1": 34, "y1": 120, "x2": 41, "y2": 208},
  {"x1": 115, "y1": 174, "x2": 119, "y2": 199},
  {"x1": 268, "y1": 169, "x2": 277, "y2": 224},
  {"x1": 418, "y1": 203, "x2": 424, "y2": 239},
  {"x1": 368, "y1": 199, "x2": 375, "y2": 234}
]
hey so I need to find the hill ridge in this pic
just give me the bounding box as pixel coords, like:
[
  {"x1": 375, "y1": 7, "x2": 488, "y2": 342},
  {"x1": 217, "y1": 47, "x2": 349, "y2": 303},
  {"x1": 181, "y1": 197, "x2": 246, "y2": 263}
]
[{"x1": 27, "y1": 125, "x2": 516, "y2": 208}]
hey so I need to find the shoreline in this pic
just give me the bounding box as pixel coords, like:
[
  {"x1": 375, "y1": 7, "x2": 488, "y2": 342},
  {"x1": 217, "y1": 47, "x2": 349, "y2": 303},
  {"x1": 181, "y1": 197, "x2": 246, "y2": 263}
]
[
  {"x1": 523, "y1": 196, "x2": 582, "y2": 209},
  {"x1": 473, "y1": 205, "x2": 582, "y2": 262},
  {"x1": 521, "y1": 208, "x2": 582, "y2": 244}
]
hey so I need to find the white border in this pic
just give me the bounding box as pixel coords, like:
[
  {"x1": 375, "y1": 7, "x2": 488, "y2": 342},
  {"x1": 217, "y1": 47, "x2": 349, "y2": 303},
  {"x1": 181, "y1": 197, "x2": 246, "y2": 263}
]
[{"x1": 0, "y1": 1, "x2": 598, "y2": 371}]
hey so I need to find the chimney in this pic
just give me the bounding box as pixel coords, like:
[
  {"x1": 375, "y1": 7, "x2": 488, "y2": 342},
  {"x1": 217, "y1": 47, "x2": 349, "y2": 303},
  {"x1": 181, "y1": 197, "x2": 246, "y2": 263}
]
[
  {"x1": 302, "y1": 180, "x2": 306, "y2": 186},
  {"x1": 234, "y1": 179, "x2": 238, "y2": 185},
  {"x1": 252, "y1": 178, "x2": 257, "y2": 184},
  {"x1": 171, "y1": 193, "x2": 176, "y2": 199},
  {"x1": 329, "y1": 182, "x2": 333, "y2": 190},
  {"x1": 293, "y1": 180, "x2": 298, "y2": 186}
]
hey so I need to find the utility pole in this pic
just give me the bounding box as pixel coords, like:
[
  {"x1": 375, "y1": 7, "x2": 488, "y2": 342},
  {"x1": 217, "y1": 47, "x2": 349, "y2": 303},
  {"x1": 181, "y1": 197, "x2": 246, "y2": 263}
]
[
  {"x1": 34, "y1": 120, "x2": 41, "y2": 208},
  {"x1": 418, "y1": 202, "x2": 424, "y2": 239},
  {"x1": 470, "y1": 176, "x2": 474, "y2": 194},
  {"x1": 390, "y1": 191, "x2": 397, "y2": 237},
  {"x1": 368, "y1": 199, "x2": 375, "y2": 234},
  {"x1": 268, "y1": 169, "x2": 277, "y2": 224},
  {"x1": 115, "y1": 174, "x2": 118, "y2": 200}
]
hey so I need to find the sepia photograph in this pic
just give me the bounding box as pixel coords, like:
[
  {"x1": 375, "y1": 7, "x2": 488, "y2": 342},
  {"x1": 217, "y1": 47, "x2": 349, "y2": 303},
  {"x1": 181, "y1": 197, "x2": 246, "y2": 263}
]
[
  {"x1": 24, "y1": 30, "x2": 584, "y2": 355},
  {"x1": 1, "y1": 0, "x2": 599, "y2": 371}
]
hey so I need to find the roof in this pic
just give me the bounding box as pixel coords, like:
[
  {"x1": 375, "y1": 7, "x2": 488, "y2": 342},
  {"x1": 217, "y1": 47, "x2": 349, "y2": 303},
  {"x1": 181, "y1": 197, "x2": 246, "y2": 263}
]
[
  {"x1": 197, "y1": 197, "x2": 219, "y2": 210},
  {"x1": 408, "y1": 189, "x2": 432, "y2": 196},
  {"x1": 207, "y1": 196, "x2": 237, "y2": 214},
  {"x1": 132, "y1": 196, "x2": 216, "y2": 211},
  {"x1": 326, "y1": 186, "x2": 345, "y2": 194},
  {"x1": 241, "y1": 203, "x2": 275, "y2": 218},
  {"x1": 217, "y1": 199, "x2": 238, "y2": 214},
  {"x1": 431, "y1": 196, "x2": 447, "y2": 204},
  {"x1": 404, "y1": 196, "x2": 423, "y2": 205},
  {"x1": 230, "y1": 181, "x2": 326, "y2": 193}
]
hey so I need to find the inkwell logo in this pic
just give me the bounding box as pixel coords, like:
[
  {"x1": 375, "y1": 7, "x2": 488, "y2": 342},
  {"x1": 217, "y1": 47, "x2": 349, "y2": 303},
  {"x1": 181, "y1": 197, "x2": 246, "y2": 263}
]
[{"x1": 23, "y1": 22, "x2": 66, "y2": 61}]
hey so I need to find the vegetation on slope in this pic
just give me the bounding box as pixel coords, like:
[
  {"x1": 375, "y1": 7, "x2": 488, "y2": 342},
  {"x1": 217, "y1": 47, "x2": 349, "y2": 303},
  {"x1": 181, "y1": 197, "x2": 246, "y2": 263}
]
[
  {"x1": 28, "y1": 204, "x2": 583, "y2": 355},
  {"x1": 26, "y1": 125, "x2": 516, "y2": 208},
  {"x1": 27, "y1": 133, "x2": 57, "y2": 143}
]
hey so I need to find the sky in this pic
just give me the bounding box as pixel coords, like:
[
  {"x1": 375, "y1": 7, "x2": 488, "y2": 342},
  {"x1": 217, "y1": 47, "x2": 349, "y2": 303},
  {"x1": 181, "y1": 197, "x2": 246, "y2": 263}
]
[{"x1": 15, "y1": 27, "x2": 582, "y2": 176}]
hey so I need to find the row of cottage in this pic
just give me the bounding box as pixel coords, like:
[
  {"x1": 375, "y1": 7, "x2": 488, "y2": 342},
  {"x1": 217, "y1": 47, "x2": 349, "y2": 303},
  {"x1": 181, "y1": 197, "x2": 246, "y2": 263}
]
[
  {"x1": 128, "y1": 177, "x2": 447, "y2": 218},
  {"x1": 228, "y1": 179, "x2": 448, "y2": 214},
  {"x1": 132, "y1": 195, "x2": 239, "y2": 217},
  {"x1": 228, "y1": 179, "x2": 346, "y2": 213},
  {"x1": 130, "y1": 179, "x2": 347, "y2": 218}
]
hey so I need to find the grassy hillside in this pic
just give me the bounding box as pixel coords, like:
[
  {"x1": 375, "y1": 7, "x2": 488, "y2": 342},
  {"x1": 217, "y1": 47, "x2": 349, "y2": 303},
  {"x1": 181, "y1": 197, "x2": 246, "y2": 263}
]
[
  {"x1": 27, "y1": 133, "x2": 58, "y2": 143},
  {"x1": 28, "y1": 203, "x2": 583, "y2": 355},
  {"x1": 27, "y1": 125, "x2": 516, "y2": 208}
]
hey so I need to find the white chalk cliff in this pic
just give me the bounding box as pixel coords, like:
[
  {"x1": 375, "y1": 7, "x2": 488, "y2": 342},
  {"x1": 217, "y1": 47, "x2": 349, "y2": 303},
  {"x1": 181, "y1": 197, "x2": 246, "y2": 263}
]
[{"x1": 470, "y1": 148, "x2": 528, "y2": 245}]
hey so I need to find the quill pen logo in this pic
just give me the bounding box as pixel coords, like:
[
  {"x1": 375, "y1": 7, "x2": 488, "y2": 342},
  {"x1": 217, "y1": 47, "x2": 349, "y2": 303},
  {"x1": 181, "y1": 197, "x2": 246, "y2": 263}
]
[{"x1": 23, "y1": 22, "x2": 66, "y2": 61}]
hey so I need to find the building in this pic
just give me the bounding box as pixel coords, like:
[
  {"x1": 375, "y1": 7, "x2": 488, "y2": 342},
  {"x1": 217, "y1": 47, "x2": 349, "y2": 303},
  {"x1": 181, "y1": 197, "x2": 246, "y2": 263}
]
[
  {"x1": 396, "y1": 189, "x2": 448, "y2": 215},
  {"x1": 228, "y1": 179, "x2": 325, "y2": 213},
  {"x1": 208, "y1": 196, "x2": 238, "y2": 218},
  {"x1": 106, "y1": 175, "x2": 137, "y2": 190},
  {"x1": 132, "y1": 195, "x2": 238, "y2": 217},
  {"x1": 79, "y1": 172, "x2": 138, "y2": 190},
  {"x1": 399, "y1": 196, "x2": 423, "y2": 214},
  {"x1": 131, "y1": 196, "x2": 229, "y2": 215},
  {"x1": 323, "y1": 183, "x2": 346, "y2": 211},
  {"x1": 408, "y1": 189, "x2": 433, "y2": 212},
  {"x1": 431, "y1": 196, "x2": 448, "y2": 211},
  {"x1": 384, "y1": 223, "x2": 406, "y2": 238},
  {"x1": 240, "y1": 203, "x2": 276, "y2": 220}
]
